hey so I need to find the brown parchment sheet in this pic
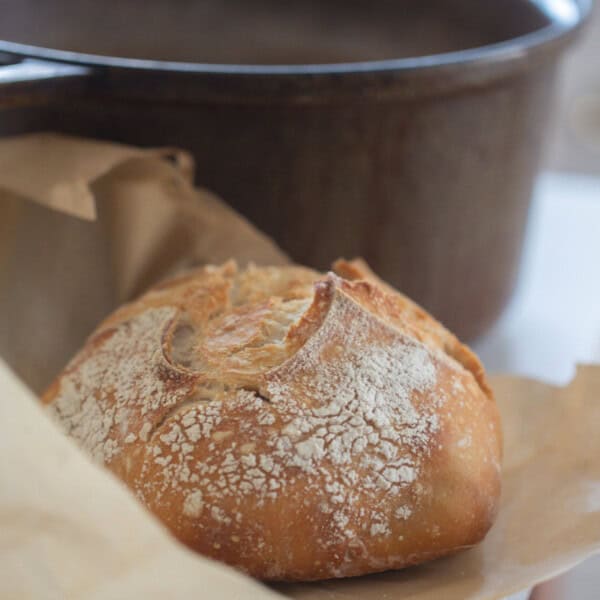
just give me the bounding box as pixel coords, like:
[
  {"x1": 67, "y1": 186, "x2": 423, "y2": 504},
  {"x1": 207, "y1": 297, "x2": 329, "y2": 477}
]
[
  {"x1": 0, "y1": 133, "x2": 287, "y2": 393},
  {"x1": 0, "y1": 133, "x2": 599, "y2": 599},
  {"x1": 0, "y1": 358, "x2": 282, "y2": 600}
]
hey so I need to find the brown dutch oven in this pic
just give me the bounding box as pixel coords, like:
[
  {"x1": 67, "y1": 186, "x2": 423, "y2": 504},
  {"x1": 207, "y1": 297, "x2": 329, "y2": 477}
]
[{"x1": 0, "y1": 0, "x2": 591, "y2": 339}]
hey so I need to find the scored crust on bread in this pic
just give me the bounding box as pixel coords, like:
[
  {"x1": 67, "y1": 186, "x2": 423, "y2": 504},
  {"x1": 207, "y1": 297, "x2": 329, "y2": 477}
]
[{"x1": 43, "y1": 259, "x2": 502, "y2": 581}]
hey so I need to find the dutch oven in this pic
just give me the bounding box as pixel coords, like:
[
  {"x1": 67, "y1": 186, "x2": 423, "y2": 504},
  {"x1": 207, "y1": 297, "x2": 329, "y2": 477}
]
[{"x1": 0, "y1": 0, "x2": 591, "y2": 339}]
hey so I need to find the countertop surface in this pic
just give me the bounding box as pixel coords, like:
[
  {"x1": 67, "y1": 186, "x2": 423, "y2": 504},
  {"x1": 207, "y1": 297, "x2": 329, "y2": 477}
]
[{"x1": 475, "y1": 171, "x2": 600, "y2": 385}]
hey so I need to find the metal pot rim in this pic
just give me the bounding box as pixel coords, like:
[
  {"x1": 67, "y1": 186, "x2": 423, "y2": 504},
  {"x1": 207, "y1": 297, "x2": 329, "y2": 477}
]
[{"x1": 0, "y1": 0, "x2": 591, "y2": 77}]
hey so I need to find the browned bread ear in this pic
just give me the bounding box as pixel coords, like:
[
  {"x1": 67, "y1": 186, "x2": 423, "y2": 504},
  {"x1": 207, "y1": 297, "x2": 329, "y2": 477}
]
[
  {"x1": 333, "y1": 258, "x2": 493, "y2": 400},
  {"x1": 43, "y1": 260, "x2": 502, "y2": 581}
]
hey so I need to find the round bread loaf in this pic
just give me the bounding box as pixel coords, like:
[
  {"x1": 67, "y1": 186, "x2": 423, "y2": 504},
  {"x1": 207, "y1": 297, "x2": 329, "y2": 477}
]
[{"x1": 43, "y1": 259, "x2": 502, "y2": 581}]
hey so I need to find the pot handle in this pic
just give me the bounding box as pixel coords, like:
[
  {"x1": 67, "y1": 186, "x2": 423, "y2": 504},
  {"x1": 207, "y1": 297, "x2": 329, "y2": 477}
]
[{"x1": 0, "y1": 56, "x2": 93, "y2": 107}]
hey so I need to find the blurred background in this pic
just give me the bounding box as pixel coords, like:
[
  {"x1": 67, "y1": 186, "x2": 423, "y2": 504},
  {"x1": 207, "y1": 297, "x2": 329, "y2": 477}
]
[
  {"x1": 548, "y1": 4, "x2": 599, "y2": 175},
  {"x1": 479, "y1": 8, "x2": 600, "y2": 598}
]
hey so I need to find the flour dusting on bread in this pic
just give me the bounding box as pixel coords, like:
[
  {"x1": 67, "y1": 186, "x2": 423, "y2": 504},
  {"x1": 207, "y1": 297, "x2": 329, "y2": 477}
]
[{"x1": 48, "y1": 306, "x2": 194, "y2": 464}]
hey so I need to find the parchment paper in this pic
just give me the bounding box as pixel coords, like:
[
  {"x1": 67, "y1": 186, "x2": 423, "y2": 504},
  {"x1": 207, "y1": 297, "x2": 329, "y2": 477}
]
[
  {"x1": 0, "y1": 133, "x2": 599, "y2": 599},
  {"x1": 0, "y1": 358, "x2": 282, "y2": 600},
  {"x1": 0, "y1": 133, "x2": 286, "y2": 392}
]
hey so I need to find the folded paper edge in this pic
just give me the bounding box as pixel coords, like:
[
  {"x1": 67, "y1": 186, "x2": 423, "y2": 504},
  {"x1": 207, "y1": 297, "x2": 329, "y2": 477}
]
[{"x1": 0, "y1": 133, "x2": 197, "y2": 221}]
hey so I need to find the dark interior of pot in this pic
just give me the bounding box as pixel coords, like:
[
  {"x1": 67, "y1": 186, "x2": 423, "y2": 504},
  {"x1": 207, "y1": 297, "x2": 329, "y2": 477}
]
[{"x1": 0, "y1": 0, "x2": 554, "y2": 65}]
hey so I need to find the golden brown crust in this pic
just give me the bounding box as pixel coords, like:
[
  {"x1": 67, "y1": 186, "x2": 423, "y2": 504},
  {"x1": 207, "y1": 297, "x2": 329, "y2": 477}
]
[{"x1": 43, "y1": 260, "x2": 502, "y2": 581}]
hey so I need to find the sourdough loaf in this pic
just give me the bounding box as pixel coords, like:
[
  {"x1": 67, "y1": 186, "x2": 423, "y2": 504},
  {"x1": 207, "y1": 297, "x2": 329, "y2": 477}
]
[{"x1": 43, "y1": 259, "x2": 502, "y2": 581}]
